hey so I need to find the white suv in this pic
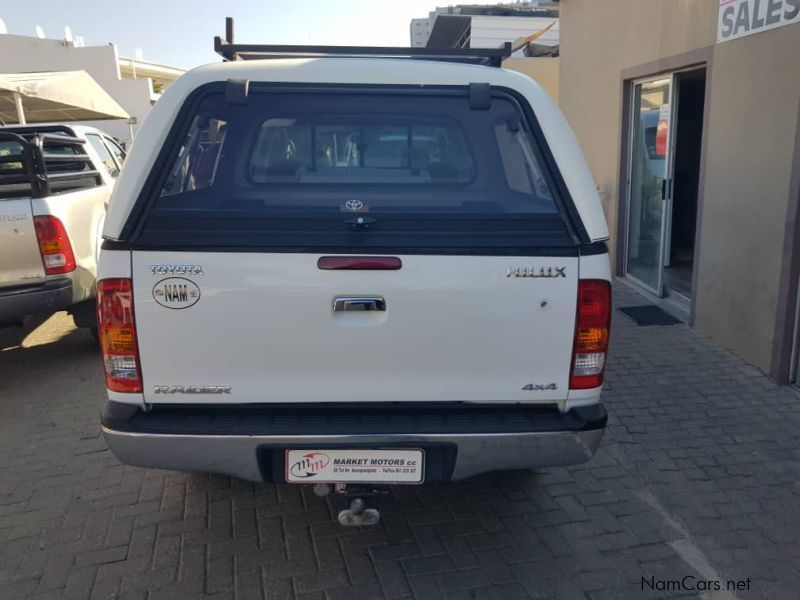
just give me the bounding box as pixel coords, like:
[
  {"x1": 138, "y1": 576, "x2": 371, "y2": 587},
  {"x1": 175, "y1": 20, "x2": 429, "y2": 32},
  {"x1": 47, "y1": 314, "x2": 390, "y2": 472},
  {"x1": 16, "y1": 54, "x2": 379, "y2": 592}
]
[{"x1": 97, "y1": 26, "x2": 611, "y2": 511}]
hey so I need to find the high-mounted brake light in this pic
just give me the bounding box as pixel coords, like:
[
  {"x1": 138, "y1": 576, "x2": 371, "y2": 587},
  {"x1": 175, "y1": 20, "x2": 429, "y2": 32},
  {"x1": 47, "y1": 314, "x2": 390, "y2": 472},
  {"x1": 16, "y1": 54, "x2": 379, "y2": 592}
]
[
  {"x1": 97, "y1": 278, "x2": 142, "y2": 393},
  {"x1": 318, "y1": 256, "x2": 402, "y2": 270},
  {"x1": 33, "y1": 215, "x2": 76, "y2": 275},
  {"x1": 570, "y1": 279, "x2": 611, "y2": 390}
]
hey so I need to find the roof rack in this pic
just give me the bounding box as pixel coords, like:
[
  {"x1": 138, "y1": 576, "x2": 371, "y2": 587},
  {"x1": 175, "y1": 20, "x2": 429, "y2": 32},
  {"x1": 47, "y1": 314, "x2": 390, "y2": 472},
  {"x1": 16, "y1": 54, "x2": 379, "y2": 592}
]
[
  {"x1": 0, "y1": 131, "x2": 102, "y2": 198},
  {"x1": 214, "y1": 17, "x2": 511, "y2": 67}
]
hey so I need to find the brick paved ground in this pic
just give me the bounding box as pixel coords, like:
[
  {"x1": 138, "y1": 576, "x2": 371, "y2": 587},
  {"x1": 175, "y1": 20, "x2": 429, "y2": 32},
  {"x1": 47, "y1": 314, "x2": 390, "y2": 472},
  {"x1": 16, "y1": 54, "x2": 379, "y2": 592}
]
[{"x1": 1, "y1": 284, "x2": 799, "y2": 599}]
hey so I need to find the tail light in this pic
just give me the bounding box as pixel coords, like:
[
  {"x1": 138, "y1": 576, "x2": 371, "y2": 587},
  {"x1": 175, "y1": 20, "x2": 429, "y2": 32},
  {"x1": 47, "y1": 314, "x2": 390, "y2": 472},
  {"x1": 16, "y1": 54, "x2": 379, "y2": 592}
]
[
  {"x1": 97, "y1": 278, "x2": 142, "y2": 393},
  {"x1": 570, "y1": 279, "x2": 611, "y2": 390},
  {"x1": 33, "y1": 215, "x2": 76, "y2": 275}
]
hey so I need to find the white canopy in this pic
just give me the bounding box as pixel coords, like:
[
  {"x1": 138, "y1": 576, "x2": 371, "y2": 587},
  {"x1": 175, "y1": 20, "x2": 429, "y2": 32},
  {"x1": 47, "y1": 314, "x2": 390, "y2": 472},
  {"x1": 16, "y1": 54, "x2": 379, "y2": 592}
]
[{"x1": 0, "y1": 70, "x2": 129, "y2": 125}]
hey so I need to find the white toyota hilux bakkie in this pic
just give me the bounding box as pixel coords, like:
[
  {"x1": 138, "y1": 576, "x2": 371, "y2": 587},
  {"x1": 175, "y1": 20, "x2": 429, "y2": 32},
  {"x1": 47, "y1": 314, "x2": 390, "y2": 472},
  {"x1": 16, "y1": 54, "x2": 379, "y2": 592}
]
[{"x1": 98, "y1": 28, "x2": 611, "y2": 524}]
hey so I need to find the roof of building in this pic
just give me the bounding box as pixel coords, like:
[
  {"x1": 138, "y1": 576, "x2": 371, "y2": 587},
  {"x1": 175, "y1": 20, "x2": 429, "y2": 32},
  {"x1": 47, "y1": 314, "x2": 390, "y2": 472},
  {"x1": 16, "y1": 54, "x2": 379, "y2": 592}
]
[
  {"x1": 117, "y1": 57, "x2": 185, "y2": 83},
  {"x1": 0, "y1": 70, "x2": 129, "y2": 124}
]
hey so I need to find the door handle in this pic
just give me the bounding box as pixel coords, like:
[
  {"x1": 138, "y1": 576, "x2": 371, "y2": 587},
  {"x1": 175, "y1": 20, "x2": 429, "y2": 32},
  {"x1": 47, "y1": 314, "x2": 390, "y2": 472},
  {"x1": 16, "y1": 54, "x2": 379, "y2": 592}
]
[{"x1": 333, "y1": 296, "x2": 386, "y2": 312}]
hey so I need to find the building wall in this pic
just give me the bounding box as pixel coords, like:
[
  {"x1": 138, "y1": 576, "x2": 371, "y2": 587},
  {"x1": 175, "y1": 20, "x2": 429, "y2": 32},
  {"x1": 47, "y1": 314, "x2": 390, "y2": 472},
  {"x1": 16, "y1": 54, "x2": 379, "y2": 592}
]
[
  {"x1": 694, "y1": 25, "x2": 800, "y2": 371},
  {"x1": 0, "y1": 34, "x2": 153, "y2": 141},
  {"x1": 559, "y1": 0, "x2": 800, "y2": 373},
  {"x1": 503, "y1": 57, "x2": 559, "y2": 103},
  {"x1": 559, "y1": 0, "x2": 718, "y2": 243}
]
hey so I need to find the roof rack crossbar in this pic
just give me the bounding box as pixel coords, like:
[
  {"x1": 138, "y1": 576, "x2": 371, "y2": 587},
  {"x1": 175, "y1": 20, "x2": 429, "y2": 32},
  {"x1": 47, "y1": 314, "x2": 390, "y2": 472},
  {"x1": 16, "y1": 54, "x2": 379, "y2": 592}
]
[{"x1": 214, "y1": 17, "x2": 511, "y2": 67}]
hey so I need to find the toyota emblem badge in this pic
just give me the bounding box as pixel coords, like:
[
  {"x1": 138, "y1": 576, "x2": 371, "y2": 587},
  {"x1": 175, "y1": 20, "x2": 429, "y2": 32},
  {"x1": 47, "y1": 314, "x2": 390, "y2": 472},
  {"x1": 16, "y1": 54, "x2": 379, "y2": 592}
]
[{"x1": 344, "y1": 199, "x2": 364, "y2": 212}]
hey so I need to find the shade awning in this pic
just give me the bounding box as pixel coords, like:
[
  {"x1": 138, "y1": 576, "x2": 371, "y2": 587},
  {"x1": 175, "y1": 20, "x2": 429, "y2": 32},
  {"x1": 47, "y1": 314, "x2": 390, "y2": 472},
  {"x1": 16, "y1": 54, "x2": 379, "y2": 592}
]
[{"x1": 0, "y1": 70, "x2": 129, "y2": 124}]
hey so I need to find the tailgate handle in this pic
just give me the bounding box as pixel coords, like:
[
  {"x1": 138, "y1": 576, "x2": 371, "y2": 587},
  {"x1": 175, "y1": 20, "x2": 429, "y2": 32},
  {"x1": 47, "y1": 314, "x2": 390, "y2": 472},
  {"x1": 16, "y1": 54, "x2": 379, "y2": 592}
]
[{"x1": 333, "y1": 296, "x2": 386, "y2": 312}]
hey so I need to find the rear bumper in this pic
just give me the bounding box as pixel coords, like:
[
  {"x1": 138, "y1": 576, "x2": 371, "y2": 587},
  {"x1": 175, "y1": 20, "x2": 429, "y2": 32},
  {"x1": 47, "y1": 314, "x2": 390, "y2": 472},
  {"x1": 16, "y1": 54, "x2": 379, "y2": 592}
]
[
  {"x1": 101, "y1": 402, "x2": 607, "y2": 482},
  {"x1": 0, "y1": 278, "x2": 72, "y2": 324}
]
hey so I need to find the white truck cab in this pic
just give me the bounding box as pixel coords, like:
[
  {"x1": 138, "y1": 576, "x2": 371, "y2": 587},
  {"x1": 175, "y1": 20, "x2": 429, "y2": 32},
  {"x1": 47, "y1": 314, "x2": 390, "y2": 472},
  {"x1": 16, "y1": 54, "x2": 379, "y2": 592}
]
[{"x1": 98, "y1": 25, "x2": 611, "y2": 518}]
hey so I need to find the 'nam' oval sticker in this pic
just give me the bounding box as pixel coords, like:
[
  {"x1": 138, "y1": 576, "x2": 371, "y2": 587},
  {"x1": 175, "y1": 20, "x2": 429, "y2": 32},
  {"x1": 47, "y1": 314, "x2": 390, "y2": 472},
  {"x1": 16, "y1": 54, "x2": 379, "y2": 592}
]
[{"x1": 152, "y1": 277, "x2": 200, "y2": 309}]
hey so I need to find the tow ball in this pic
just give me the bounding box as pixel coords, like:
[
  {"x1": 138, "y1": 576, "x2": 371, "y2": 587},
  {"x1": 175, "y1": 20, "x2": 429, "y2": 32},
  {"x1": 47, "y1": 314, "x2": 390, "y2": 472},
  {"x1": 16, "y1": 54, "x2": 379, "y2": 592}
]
[{"x1": 312, "y1": 483, "x2": 384, "y2": 526}]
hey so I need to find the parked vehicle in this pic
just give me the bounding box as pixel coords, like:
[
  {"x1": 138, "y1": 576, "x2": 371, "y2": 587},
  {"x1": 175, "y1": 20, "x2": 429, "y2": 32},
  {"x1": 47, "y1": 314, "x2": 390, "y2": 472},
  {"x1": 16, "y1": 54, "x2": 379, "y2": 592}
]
[
  {"x1": 98, "y1": 24, "x2": 611, "y2": 524},
  {"x1": 0, "y1": 124, "x2": 125, "y2": 333}
]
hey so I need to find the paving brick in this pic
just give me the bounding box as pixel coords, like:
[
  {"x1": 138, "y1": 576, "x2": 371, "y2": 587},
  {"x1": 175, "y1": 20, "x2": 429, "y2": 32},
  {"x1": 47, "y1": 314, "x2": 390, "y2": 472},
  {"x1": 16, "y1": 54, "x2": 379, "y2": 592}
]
[
  {"x1": 402, "y1": 554, "x2": 455, "y2": 577},
  {"x1": 443, "y1": 537, "x2": 480, "y2": 569},
  {"x1": 207, "y1": 555, "x2": 234, "y2": 594},
  {"x1": 374, "y1": 560, "x2": 412, "y2": 598},
  {"x1": 263, "y1": 576, "x2": 294, "y2": 600},
  {"x1": 475, "y1": 548, "x2": 516, "y2": 585},
  {"x1": 341, "y1": 544, "x2": 379, "y2": 585},
  {"x1": 62, "y1": 565, "x2": 99, "y2": 600},
  {"x1": 436, "y1": 568, "x2": 491, "y2": 591},
  {"x1": 371, "y1": 541, "x2": 422, "y2": 562},
  {"x1": 433, "y1": 519, "x2": 485, "y2": 539},
  {"x1": 74, "y1": 545, "x2": 128, "y2": 568},
  {"x1": 0, "y1": 578, "x2": 39, "y2": 599},
  {"x1": 293, "y1": 567, "x2": 349, "y2": 594},
  {"x1": 407, "y1": 574, "x2": 444, "y2": 599}
]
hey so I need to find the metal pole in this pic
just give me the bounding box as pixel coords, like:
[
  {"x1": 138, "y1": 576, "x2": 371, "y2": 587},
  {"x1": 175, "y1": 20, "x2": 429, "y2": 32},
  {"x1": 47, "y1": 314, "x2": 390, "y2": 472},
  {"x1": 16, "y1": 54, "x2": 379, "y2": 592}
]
[
  {"x1": 14, "y1": 91, "x2": 26, "y2": 125},
  {"x1": 225, "y1": 17, "x2": 234, "y2": 44}
]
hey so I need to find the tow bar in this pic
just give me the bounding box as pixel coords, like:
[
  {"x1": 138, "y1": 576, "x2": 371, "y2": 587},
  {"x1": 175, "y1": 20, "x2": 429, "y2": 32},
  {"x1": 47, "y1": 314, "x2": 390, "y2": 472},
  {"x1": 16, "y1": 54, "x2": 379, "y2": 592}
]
[{"x1": 312, "y1": 483, "x2": 385, "y2": 526}]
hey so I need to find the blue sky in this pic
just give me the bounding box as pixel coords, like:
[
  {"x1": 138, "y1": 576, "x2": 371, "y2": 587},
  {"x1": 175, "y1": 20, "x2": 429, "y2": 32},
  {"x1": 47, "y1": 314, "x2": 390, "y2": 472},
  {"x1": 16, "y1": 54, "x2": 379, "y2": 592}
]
[{"x1": 0, "y1": 0, "x2": 442, "y2": 68}]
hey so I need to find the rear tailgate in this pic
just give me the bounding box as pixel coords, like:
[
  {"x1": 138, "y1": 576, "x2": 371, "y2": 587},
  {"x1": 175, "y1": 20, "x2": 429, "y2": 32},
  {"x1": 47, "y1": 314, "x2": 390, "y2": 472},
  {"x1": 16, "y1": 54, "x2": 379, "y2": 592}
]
[
  {"x1": 0, "y1": 132, "x2": 45, "y2": 288},
  {"x1": 121, "y1": 85, "x2": 586, "y2": 406},
  {"x1": 133, "y1": 252, "x2": 577, "y2": 404},
  {"x1": 0, "y1": 197, "x2": 45, "y2": 289}
]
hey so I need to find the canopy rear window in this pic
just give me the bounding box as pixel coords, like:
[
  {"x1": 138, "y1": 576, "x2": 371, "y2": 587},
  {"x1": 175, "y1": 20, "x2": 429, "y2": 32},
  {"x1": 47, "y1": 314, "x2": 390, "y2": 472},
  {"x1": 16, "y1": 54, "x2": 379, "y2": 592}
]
[
  {"x1": 137, "y1": 87, "x2": 574, "y2": 252},
  {"x1": 156, "y1": 91, "x2": 558, "y2": 215}
]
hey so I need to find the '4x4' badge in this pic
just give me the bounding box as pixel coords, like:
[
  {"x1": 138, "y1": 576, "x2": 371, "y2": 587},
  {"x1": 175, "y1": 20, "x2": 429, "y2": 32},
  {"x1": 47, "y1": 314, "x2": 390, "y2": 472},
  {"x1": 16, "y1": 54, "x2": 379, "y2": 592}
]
[{"x1": 522, "y1": 383, "x2": 557, "y2": 391}]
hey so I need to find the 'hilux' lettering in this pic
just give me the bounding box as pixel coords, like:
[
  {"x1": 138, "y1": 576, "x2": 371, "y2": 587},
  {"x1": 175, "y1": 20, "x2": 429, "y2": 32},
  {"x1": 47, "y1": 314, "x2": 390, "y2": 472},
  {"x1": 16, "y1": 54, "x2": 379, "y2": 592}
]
[{"x1": 506, "y1": 267, "x2": 566, "y2": 278}]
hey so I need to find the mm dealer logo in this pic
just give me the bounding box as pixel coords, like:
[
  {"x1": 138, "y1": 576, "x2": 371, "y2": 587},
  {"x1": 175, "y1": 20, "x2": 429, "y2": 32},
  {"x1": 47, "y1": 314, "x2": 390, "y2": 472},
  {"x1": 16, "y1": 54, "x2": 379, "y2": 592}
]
[{"x1": 289, "y1": 452, "x2": 330, "y2": 478}]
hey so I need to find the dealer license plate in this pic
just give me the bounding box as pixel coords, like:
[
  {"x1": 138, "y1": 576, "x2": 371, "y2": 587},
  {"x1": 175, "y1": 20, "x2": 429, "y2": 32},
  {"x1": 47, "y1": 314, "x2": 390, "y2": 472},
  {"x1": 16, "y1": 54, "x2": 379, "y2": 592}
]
[{"x1": 285, "y1": 449, "x2": 424, "y2": 484}]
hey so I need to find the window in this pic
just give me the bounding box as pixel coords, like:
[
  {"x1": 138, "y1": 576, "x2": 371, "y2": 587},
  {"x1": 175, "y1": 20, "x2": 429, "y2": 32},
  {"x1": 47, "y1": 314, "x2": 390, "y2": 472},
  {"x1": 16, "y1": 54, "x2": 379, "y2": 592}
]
[
  {"x1": 249, "y1": 120, "x2": 473, "y2": 184},
  {"x1": 161, "y1": 115, "x2": 227, "y2": 196},
  {"x1": 103, "y1": 137, "x2": 126, "y2": 168},
  {"x1": 0, "y1": 141, "x2": 24, "y2": 172},
  {"x1": 155, "y1": 91, "x2": 559, "y2": 216},
  {"x1": 495, "y1": 122, "x2": 553, "y2": 200},
  {"x1": 86, "y1": 134, "x2": 119, "y2": 178}
]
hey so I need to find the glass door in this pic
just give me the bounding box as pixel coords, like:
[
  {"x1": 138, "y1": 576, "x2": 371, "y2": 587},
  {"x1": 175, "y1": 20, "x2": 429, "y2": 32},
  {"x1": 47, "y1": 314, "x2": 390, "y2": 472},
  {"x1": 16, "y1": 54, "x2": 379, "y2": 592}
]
[{"x1": 625, "y1": 76, "x2": 674, "y2": 295}]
